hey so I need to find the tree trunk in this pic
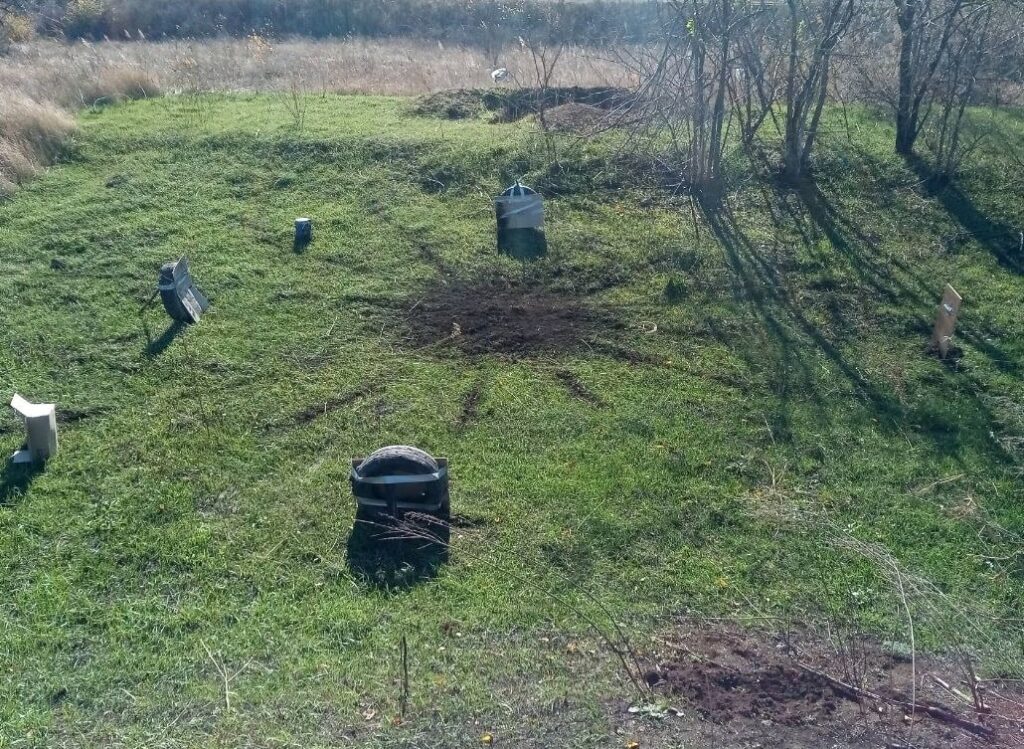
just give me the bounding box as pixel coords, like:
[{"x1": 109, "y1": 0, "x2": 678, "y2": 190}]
[{"x1": 895, "y1": 0, "x2": 917, "y2": 155}]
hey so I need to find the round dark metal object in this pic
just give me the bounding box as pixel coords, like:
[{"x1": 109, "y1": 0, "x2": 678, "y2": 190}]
[{"x1": 350, "y1": 445, "x2": 449, "y2": 517}]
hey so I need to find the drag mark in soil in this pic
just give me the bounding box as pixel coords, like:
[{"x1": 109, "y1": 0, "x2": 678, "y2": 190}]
[
  {"x1": 555, "y1": 368, "x2": 603, "y2": 406},
  {"x1": 457, "y1": 380, "x2": 485, "y2": 429},
  {"x1": 267, "y1": 387, "x2": 373, "y2": 430}
]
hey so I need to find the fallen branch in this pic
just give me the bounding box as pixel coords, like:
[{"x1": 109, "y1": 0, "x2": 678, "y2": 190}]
[{"x1": 796, "y1": 662, "x2": 995, "y2": 739}]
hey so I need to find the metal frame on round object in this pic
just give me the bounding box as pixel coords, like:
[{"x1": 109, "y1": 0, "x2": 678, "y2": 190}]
[
  {"x1": 158, "y1": 257, "x2": 209, "y2": 324},
  {"x1": 350, "y1": 445, "x2": 449, "y2": 517}
]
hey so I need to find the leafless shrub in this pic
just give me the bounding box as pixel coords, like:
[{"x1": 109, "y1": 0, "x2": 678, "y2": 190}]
[
  {"x1": 778, "y1": 0, "x2": 860, "y2": 182},
  {"x1": 625, "y1": 0, "x2": 864, "y2": 192},
  {"x1": 0, "y1": 8, "x2": 34, "y2": 51},
  {"x1": 623, "y1": 0, "x2": 746, "y2": 201},
  {"x1": 880, "y1": 0, "x2": 1018, "y2": 158},
  {"x1": 891, "y1": 0, "x2": 974, "y2": 156},
  {"x1": 920, "y1": 3, "x2": 1024, "y2": 177},
  {"x1": 750, "y1": 482, "x2": 1023, "y2": 734},
  {"x1": 282, "y1": 76, "x2": 308, "y2": 131},
  {"x1": 832, "y1": 524, "x2": 1022, "y2": 692},
  {"x1": 524, "y1": 37, "x2": 565, "y2": 130}
]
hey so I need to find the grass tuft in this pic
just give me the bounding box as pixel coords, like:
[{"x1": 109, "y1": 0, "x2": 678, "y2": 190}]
[
  {"x1": 0, "y1": 94, "x2": 75, "y2": 194},
  {"x1": 72, "y1": 66, "x2": 162, "y2": 107}
]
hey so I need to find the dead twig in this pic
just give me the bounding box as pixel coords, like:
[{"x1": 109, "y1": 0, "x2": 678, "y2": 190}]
[
  {"x1": 796, "y1": 662, "x2": 995, "y2": 739},
  {"x1": 399, "y1": 634, "x2": 409, "y2": 719},
  {"x1": 200, "y1": 639, "x2": 251, "y2": 713},
  {"x1": 912, "y1": 473, "x2": 965, "y2": 495}
]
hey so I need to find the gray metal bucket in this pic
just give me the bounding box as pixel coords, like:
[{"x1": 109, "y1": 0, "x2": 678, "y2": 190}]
[
  {"x1": 495, "y1": 181, "x2": 546, "y2": 258},
  {"x1": 495, "y1": 182, "x2": 544, "y2": 230}
]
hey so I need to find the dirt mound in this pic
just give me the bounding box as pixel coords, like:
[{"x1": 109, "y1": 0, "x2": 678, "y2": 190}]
[
  {"x1": 640, "y1": 624, "x2": 1022, "y2": 748},
  {"x1": 410, "y1": 89, "x2": 485, "y2": 120},
  {"x1": 657, "y1": 636, "x2": 842, "y2": 726},
  {"x1": 402, "y1": 279, "x2": 621, "y2": 357},
  {"x1": 412, "y1": 86, "x2": 630, "y2": 122},
  {"x1": 542, "y1": 102, "x2": 610, "y2": 133}
]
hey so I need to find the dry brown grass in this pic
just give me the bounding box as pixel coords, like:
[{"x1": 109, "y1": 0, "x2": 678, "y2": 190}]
[
  {"x1": 72, "y1": 66, "x2": 162, "y2": 107},
  {"x1": 0, "y1": 36, "x2": 629, "y2": 196},
  {"x1": 0, "y1": 41, "x2": 165, "y2": 195},
  {"x1": 0, "y1": 139, "x2": 36, "y2": 195},
  {"x1": 4, "y1": 37, "x2": 632, "y2": 98},
  {"x1": 0, "y1": 93, "x2": 76, "y2": 197}
]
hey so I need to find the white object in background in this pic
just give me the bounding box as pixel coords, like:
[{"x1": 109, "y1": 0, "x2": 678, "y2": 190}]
[
  {"x1": 9, "y1": 394, "x2": 58, "y2": 464},
  {"x1": 491, "y1": 68, "x2": 509, "y2": 83}
]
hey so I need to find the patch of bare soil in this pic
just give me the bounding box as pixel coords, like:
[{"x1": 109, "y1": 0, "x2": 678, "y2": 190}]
[
  {"x1": 402, "y1": 279, "x2": 623, "y2": 358},
  {"x1": 541, "y1": 102, "x2": 611, "y2": 134},
  {"x1": 622, "y1": 622, "x2": 1024, "y2": 749}
]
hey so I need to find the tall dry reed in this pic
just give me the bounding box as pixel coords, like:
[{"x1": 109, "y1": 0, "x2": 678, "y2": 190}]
[
  {"x1": 0, "y1": 40, "x2": 163, "y2": 196},
  {"x1": 0, "y1": 94, "x2": 76, "y2": 196},
  {"x1": 4, "y1": 37, "x2": 630, "y2": 99},
  {"x1": 0, "y1": 36, "x2": 627, "y2": 195}
]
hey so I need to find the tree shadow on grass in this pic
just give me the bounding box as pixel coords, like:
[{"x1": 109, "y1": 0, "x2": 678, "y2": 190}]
[
  {"x1": 0, "y1": 460, "x2": 43, "y2": 507},
  {"x1": 794, "y1": 181, "x2": 1023, "y2": 464},
  {"x1": 703, "y1": 194, "x2": 1015, "y2": 466},
  {"x1": 789, "y1": 180, "x2": 1020, "y2": 377},
  {"x1": 704, "y1": 200, "x2": 895, "y2": 442},
  {"x1": 346, "y1": 510, "x2": 449, "y2": 591},
  {"x1": 905, "y1": 153, "x2": 1022, "y2": 276}
]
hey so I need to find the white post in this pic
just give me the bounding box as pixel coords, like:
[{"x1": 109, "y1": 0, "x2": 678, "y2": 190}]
[
  {"x1": 10, "y1": 394, "x2": 58, "y2": 464},
  {"x1": 931, "y1": 284, "x2": 962, "y2": 359}
]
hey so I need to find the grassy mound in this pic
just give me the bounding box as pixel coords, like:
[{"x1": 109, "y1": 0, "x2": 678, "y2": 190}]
[
  {"x1": 412, "y1": 85, "x2": 630, "y2": 121},
  {"x1": 1, "y1": 94, "x2": 1022, "y2": 747}
]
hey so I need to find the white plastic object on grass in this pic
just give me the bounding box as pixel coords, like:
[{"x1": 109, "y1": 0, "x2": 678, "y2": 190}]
[
  {"x1": 491, "y1": 68, "x2": 509, "y2": 83},
  {"x1": 9, "y1": 394, "x2": 58, "y2": 464}
]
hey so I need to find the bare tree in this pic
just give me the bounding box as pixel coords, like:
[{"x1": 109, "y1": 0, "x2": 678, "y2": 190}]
[
  {"x1": 627, "y1": 0, "x2": 748, "y2": 200},
  {"x1": 627, "y1": 0, "x2": 860, "y2": 195},
  {"x1": 522, "y1": 34, "x2": 564, "y2": 133},
  {"x1": 923, "y1": 4, "x2": 992, "y2": 176},
  {"x1": 779, "y1": 0, "x2": 859, "y2": 182},
  {"x1": 892, "y1": 0, "x2": 970, "y2": 155},
  {"x1": 731, "y1": 8, "x2": 785, "y2": 148},
  {"x1": 922, "y1": 2, "x2": 1024, "y2": 176}
]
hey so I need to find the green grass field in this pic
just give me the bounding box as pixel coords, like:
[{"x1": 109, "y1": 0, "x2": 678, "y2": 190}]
[{"x1": 1, "y1": 94, "x2": 1023, "y2": 747}]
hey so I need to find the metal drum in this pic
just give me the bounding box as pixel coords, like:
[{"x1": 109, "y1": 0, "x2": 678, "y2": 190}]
[{"x1": 495, "y1": 181, "x2": 547, "y2": 259}]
